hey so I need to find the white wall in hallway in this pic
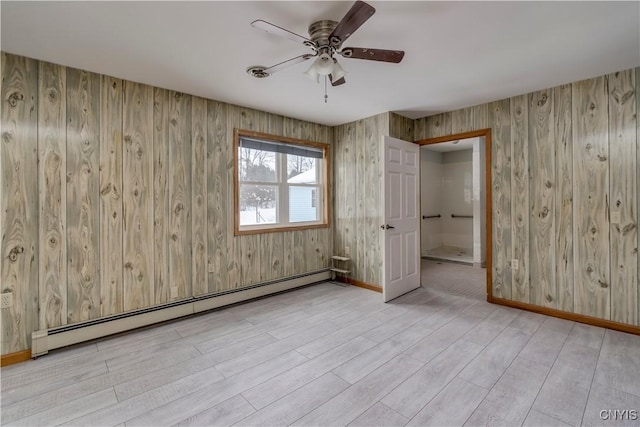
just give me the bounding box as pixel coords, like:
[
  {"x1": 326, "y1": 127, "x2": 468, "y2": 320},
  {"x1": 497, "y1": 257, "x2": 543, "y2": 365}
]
[
  {"x1": 473, "y1": 137, "x2": 487, "y2": 265},
  {"x1": 441, "y1": 149, "x2": 473, "y2": 249},
  {"x1": 420, "y1": 149, "x2": 443, "y2": 255}
]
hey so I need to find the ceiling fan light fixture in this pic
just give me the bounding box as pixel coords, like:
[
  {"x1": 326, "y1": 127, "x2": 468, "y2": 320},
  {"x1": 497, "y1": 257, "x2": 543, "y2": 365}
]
[
  {"x1": 331, "y1": 59, "x2": 347, "y2": 83},
  {"x1": 304, "y1": 64, "x2": 320, "y2": 83},
  {"x1": 314, "y1": 52, "x2": 334, "y2": 76}
]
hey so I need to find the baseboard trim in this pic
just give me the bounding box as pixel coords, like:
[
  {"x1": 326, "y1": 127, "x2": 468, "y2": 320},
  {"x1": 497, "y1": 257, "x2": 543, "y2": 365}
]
[
  {"x1": 489, "y1": 296, "x2": 640, "y2": 335},
  {"x1": 338, "y1": 277, "x2": 382, "y2": 293},
  {"x1": 1, "y1": 349, "x2": 31, "y2": 367},
  {"x1": 31, "y1": 270, "x2": 331, "y2": 358}
]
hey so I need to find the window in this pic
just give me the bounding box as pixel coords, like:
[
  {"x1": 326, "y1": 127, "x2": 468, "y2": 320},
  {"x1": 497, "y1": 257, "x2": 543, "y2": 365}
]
[{"x1": 235, "y1": 129, "x2": 330, "y2": 234}]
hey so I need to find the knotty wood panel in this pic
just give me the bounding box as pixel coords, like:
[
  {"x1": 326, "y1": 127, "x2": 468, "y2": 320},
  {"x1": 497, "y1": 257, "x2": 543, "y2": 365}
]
[
  {"x1": 260, "y1": 232, "x2": 283, "y2": 281},
  {"x1": 38, "y1": 61, "x2": 67, "y2": 329},
  {"x1": 312, "y1": 122, "x2": 331, "y2": 269},
  {"x1": 637, "y1": 67, "x2": 640, "y2": 326},
  {"x1": 389, "y1": 112, "x2": 414, "y2": 142},
  {"x1": 66, "y1": 68, "x2": 100, "y2": 322},
  {"x1": 355, "y1": 118, "x2": 366, "y2": 282},
  {"x1": 208, "y1": 101, "x2": 227, "y2": 292},
  {"x1": 342, "y1": 122, "x2": 357, "y2": 264},
  {"x1": 332, "y1": 125, "x2": 345, "y2": 258},
  {"x1": 282, "y1": 231, "x2": 294, "y2": 277},
  {"x1": 122, "y1": 81, "x2": 154, "y2": 311},
  {"x1": 424, "y1": 113, "x2": 453, "y2": 139},
  {"x1": 510, "y1": 94, "x2": 529, "y2": 303},
  {"x1": 528, "y1": 89, "x2": 556, "y2": 308},
  {"x1": 241, "y1": 234, "x2": 261, "y2": 285},
  {"x1": 572, "y1": 75, "x2": 610, "y2": 319},
  {"x1": 364, "y1": 115, "x2": 380, "y2": 285},
  {"x1": 225, "y1": 104, "x2": 242, "y2": 289},
  {"x1": 452, "y1": 107, "x2": 473, "y2": 134},
  {"x1": 488, "y1": 99, "x2": 511, "y2": 299},
  {"x1": 191, "y1": 96, "x2": 208, "y2": 296},
  {"x1": 1, "y1": 53, "x2": 39, "y2": 354},
  {"x1": 473, "y1": 104, "x2": 489, "y2": 131},
  {"x1": 317, "y1": 227, "x2": 330, "y2": 271},
  {"x1": 608, "y1": 69, "x2": 637, "y2": 325},
  {"x1": 168, "y1": 91, "x2": 191, "y2": 299},
  {"x1": 306, "y1": 229, "x2": 319, "y2": 272},
  {"x1": 293, "y1": 230, "x2": 305, "y2": 275},
  {"x1": 554, "y1": 84, "x2": 574, "y2": 313},
  {"x1": 153, "y1": 88, "x2": 170, "y2": 304},
  {"x1": 99, "y1": 75, "x2": 123, "y2": 317}
]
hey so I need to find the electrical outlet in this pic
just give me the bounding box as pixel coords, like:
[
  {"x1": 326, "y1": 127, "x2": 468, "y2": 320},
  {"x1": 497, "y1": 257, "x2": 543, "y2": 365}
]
[
  {"x1": 170, "y1": 287, "x2": 179, "y2": 299},
  {"x1": 345, "y1": 246, "x2": 350, "y2": 256},
  {"x1": 611, "y1": 211, "x2": 621, "y2": 224},
  {"x1": 511, "y1": 259, "x2": 519, "y2": 271},
  {"x1": 1, "y1": 292, "x2": 13, "y2": 309}
]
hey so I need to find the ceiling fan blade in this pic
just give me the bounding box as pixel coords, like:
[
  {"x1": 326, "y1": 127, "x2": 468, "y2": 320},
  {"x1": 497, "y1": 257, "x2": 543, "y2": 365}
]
[
  {"x1": 262, "y1": 54, "x2": 314, "y2": 75},
  {"x1": 340, "y1": 47, "x2": 405, "y2": 63},
  {"x1": 329, "y1": 1, "x2": 376, "y2": 48},
  {"x1": 330, "y1": 76, "x2": 346, "y2": 86},
  {"x1": 251, "y1": 19, "x2": 314, "y2": 46}
]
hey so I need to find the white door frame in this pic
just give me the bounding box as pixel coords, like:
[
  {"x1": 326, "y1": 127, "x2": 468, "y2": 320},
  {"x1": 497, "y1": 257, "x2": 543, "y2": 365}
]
[{"x1": 416, "y1": 129, "x2": 493, "y2": 301}]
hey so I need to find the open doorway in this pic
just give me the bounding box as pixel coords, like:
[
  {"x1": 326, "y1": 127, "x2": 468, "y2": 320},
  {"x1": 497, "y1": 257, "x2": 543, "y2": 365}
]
[{"x1": 417, "y1": 130, "x2": 492, "y2": 301}]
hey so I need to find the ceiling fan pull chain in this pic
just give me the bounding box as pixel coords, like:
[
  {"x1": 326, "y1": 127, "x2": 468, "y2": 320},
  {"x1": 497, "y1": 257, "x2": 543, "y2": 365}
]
[{"x1": 324, "y1": 75, "x2": 328, "y2": 103}]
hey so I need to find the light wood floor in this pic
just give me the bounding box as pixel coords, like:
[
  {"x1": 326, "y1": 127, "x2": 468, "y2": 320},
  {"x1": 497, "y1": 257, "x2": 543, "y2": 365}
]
[
  {"x1": 421, "y1": 259, "x2": 486, "y2": 301},
  {"x1": 1, "y1": 281, "x2": 639, "y2": 426}
]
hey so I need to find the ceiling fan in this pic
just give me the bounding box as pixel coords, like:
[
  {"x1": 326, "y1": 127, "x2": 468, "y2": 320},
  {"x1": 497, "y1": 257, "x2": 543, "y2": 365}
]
[{"x1": 246, "y1": 1, "x2": 405, "y2": 89}]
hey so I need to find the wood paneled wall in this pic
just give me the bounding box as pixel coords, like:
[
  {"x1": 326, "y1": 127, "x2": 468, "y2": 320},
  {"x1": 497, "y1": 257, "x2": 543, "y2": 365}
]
[
  {"x1": 415, "y1": 68, "x2": 639, "y2": 326},
  {"x1": 333, "y1": 112, "x2": 414, "y2": 287},
  {"x1": 0, "y1": 53, "x2": 332, "y2": 355},
  {"x1": 333, "y1": 113, "x2": 387, "y2": 286}
]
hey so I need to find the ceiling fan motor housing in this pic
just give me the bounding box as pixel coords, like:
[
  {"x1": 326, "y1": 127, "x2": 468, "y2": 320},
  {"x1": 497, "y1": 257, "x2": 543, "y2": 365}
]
[{"x1": 308, "y1": 20, "x2": 338, "y2": 48}]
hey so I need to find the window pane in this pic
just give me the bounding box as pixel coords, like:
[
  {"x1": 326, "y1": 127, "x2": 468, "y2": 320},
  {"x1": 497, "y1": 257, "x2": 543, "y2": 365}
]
[
  {"x1": 238, "y1": 147, "x2": 277, "y2": 182},
  {"x1": 289, "y1": 186, "x2": 320, "y2": 223},
  {"x1": 239, "y1": 184, "x2": 278, "y2": 225},
  {"x1": 287, "y1": 156, "x2": 318, "y2": 184}
]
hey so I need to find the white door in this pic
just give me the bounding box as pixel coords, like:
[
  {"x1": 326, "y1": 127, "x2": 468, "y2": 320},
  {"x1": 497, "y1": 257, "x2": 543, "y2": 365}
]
[{"x1": 382, "y1": 136, "x2": 420, "y2": 302}]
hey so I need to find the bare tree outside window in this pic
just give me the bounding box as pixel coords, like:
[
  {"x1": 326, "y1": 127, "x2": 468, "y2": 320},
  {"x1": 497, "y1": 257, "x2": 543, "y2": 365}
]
[
  {"x1": 238, "y1": 148, "x2": 277, "y2": 224},
  {"x1": 287, "y1": 154, "x2": 315, "y2": 180}
]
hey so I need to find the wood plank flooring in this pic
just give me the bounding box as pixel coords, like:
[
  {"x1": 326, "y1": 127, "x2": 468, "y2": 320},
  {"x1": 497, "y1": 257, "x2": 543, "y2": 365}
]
[{"x1": 2, "y1": 279, "x2": 640, "y2": 426}]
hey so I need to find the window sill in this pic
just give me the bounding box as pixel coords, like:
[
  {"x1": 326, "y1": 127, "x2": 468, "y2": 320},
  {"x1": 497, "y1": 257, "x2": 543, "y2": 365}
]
[{"x1": 234, "y1": 222, "x2": 330, "y2": 236}]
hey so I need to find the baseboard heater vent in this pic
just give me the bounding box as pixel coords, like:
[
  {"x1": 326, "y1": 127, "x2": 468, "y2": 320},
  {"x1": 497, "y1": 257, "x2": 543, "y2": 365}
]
[{"x1": 31, "y1": 269, "x2": 331, "y2": 358}]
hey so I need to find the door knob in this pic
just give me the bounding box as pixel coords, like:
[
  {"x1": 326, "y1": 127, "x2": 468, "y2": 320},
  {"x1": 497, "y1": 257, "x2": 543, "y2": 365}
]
[{"x1": 381, "y1": 224, "x2": 395, "y2": 230}]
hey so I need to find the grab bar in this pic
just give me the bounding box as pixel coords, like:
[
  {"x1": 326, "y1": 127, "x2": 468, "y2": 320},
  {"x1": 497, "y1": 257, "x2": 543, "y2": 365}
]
[
  {"x1": 422, "y1": 214, "x2": 441, "y2": 219},
  {"x1": 451, "y1": 214, "x2": 473, "y2": 218}
]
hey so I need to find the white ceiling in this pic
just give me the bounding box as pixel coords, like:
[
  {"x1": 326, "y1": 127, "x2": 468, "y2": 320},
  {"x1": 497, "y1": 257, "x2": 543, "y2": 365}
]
[
  {"x1": 2, "y1": 1, "x2": 639, "y2": 126},
  {"x1": 423, "y1": 137, "x2": 475, "y2": 152}
]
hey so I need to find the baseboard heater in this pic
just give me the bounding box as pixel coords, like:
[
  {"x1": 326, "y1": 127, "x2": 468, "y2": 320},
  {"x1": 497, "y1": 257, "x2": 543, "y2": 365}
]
[{"x1": 31, "y1": 269, "x2": 331, "y2": 358}]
